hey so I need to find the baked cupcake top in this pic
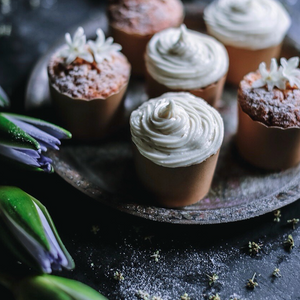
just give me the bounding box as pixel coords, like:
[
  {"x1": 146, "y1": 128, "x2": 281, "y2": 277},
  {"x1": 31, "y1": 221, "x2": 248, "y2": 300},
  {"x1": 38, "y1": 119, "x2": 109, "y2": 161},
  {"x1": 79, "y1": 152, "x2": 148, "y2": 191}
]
[
  {"x1": 145, "y1": 25, "x2": 228, "y2": 90},
  {"x1": 48, "y1": 27, "x2": 131, "y2": 100},
  {"x1": 239, "y1": 57, "x2": 300, "y2": 128},
  {"x1": 203, "y1": 0, "x2": 291, "y2": 50},
  {"x1": 107, "y1": 0, "x2": 184, "y2": 35},
  {"x1": 130, "y1": 92, "x2": 224, "y2": 168}
]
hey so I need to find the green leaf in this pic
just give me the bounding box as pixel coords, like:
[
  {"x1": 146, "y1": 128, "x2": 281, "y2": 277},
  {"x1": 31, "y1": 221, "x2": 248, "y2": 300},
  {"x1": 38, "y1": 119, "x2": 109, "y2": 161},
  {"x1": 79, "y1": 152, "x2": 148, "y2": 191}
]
[
  {"x1": 0, "y1": 86, "x2": 10, "y2": 108},
  {"x1": 15, "y1": 275, "x2": 109, "y2": 300},
  {"x1": 3, "y1": 113, "x2": 72, "y2": 140},
  {"x1": 49, "y1": 275, "x2": 108, "y2": 300},
  {"x1": 0, "y1": 186, "x2": 50, "y2": 251},
  {"x1": 15, "y1": 276, "x2": 73, "y2": 300},
  {"x1": 0, "y1": 113, "x2": 39, "y2": 150},
  {"x1": 0, "y1": 217, "x2": 44, "y2": 273}
]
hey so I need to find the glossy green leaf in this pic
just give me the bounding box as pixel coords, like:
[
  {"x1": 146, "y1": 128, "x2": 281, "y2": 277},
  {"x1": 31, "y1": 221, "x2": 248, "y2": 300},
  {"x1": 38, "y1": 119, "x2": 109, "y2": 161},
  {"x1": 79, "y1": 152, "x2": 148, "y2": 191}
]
[
  {"x1": 0, "y1": 217, "x2": 44, "y2": 273},
  {"x1": 3, "y1": 113, "x2": 72, "y2": 140},
  {"x1": 0, "y1": 113, "x2": 39, "y2": 150},
  {"x1": 0, "y1": 186, "x2": 50, "y2": 251},
  {"x1": 15, "y1": 276, "x2": 73, "y2": 300},
  {"x1": 15, "y1": 275, "x2": 109, "y2": 300}
]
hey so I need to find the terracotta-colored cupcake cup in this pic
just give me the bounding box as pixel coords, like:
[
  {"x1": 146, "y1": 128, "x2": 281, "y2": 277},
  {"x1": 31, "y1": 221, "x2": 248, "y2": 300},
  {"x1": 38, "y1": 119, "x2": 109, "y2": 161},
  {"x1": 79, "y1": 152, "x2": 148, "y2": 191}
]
[
  {"x1": 145, "y1": 71, "x2": 227, "y2": 108},
  {"x1": 132, "y1": 144, "x2": 220, "y2": 208},
  {"x1": 225, "y1": 43, "x2": 282, "y2": 86},
  {"x1": 109, "y1": 25, "x2": 152, "y2": 77},
  {"x1": 236, "y1": 105, "x2": 300, "y2": 170},
  {"x1": 49, "y1": 83, "x2": 128, "y2": 141}
]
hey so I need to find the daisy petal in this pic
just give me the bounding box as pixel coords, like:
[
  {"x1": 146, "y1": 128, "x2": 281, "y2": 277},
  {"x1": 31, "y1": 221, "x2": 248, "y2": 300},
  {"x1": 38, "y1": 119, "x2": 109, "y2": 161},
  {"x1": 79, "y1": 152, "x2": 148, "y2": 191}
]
[
  {"x1": 65, "y1": 33, "x2": 72, "y2": 46},
  {"x1": 258, "y1": 62, "x2": 268, "y2": 77},
  {"x1": 78, "y1": 52, "x2": 94, "y2": 63},
  {"x1": 288, "y1": 57, "x2": 299, "y2": 69},
  {"x1": 66, "y1": 53, "x2": 77, "y2": 65},
  {"x1": 270, "y1": 58, "x2": 278, "y2": 73},
  {"x1": 280, "y1": 57, "x2": 288, "y2": 68},
  {"x1": 252, "y1": 78, "x2": 266, "y2": 89},
  {"x1": 73, "y1": 27, "x2": 84, "y2": 41}
]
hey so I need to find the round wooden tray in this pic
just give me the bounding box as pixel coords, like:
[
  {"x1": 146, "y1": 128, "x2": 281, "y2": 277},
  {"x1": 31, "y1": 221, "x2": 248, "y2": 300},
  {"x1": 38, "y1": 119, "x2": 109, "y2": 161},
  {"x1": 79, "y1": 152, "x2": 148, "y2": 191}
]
[{"x1": 25, "y1": 5, "x2": 300, "y2": 224}]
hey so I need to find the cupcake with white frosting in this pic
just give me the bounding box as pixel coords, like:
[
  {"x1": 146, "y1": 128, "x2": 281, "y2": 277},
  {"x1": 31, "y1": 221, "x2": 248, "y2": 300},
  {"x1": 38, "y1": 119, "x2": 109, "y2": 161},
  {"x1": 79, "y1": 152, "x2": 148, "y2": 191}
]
[
  {"x1": 48, "y1": 27, "x2": 131, "y2": 141},
  {"x1": 130, "y1": 92, "x2": 224, "y2": 207},
  {"x1": 144, "y1": 25, "x2": 229, "y2": 107},
  {"x1": 204, "y1": 0, "x2": 291, "y2": 86}
]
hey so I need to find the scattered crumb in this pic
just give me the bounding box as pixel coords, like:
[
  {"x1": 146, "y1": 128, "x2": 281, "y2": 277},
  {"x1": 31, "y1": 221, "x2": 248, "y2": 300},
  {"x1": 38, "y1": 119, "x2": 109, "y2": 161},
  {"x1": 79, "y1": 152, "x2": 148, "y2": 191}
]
[
  {"x1": 136, "y1": 290, "x2": 150, "y2": 300},
  {"x1": 114, "y1": 271, "x2": 125, "y2": 282},
  {"x1": 91, "y1": 225, "x2": 100, "y2": 234},
  {"x1": 150, "y1": 250, "x2": 160, "y2": 262},
  {"x1": 180, "y1": 293, "x2": 190, "y2": 300}
]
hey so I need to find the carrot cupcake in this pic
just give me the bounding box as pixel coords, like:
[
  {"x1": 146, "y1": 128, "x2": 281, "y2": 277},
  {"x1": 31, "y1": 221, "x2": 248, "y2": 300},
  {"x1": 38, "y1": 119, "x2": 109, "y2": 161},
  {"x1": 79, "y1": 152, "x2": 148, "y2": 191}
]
[
  {"x1": 236, "y1": 57, "x2": 300, "y2": 170},
  {"x1": 107, "y1": 0, "x2": 184, "y2": 76},
  {"x1": 144, "y1": 24, "x2": 228, "y2": 107},
  {"x1": 204, "y1": 0, "x2": 291, "y2": 86},
  {"x1": 130, "y1": 92, "x2": 224, "y2": 207},
  {"x1": 48, "y1": 27, "x2": 131, "y2": 141}
]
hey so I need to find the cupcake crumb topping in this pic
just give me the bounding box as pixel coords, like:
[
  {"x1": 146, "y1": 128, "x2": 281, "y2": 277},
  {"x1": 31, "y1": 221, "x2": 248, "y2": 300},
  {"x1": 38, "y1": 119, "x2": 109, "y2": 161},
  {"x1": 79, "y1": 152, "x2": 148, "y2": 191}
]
[
  {"x1": 48, "y1": 54, "x2": 130, "y2": 99},
  {"x1": 49, "y1": 27, "x2": 129, "y2": 99},
  {"x1": 239, "y1": 58, "x2": 300, "y2": 128}
]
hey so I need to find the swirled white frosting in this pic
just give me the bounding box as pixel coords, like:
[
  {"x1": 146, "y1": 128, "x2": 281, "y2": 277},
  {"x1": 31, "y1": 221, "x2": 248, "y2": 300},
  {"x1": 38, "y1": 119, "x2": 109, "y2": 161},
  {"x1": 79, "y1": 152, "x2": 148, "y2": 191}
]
[
  {"x1": 203, "y1": 0, "x2": 291, "y2": 50},
  {"x1": 130, "y1": 92, "x2": 224, "y2": 168},
  {"x1": 145, "y1": 25, "x2": 228, "y2": 90}
]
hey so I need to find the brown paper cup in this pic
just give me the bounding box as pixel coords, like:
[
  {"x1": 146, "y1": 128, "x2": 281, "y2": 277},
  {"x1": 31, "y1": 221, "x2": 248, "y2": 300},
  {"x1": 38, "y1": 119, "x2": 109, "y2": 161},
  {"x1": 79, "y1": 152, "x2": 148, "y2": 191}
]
[
  {"x1": 145, "y1": 70, "x2": 227, "y2": 108},
  {"x1": 225, "y1": 43, "x2": 282, "y2": 86},
  {"x1": 49, "y1": 83, "x2": 128, "y2": 141},
  {"x1": 236, "y1": 105, "x2": 300, "y2": 170},
  {"x1": 132, "y1": 144, "x2": 220, "y2": 207},
  {"x1": 109, "y1": 25, "x2": 152, "y2": 77}
]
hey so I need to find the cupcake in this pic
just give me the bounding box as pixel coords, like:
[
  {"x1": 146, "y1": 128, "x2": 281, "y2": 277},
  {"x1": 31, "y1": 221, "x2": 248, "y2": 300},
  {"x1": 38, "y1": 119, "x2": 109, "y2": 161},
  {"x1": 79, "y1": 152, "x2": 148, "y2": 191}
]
[
  {"x1": 236, "y1": 57, "x2": 300, "y2": 170},
  {"x1": 144, "y1": 24, "x2": 228, "y2": 108},
  {"x1": 107, "y1": 0, "x2": 184, "y2": 76},
  {"x1": 204, "y1": 0, "x2": 291, "y2": 86},
  {"x1": 48, "y1": 27, "x2": 131, "y2": 141},
  {"x1": 130, "y1": 92, "x2": 224, "y2": 208}
]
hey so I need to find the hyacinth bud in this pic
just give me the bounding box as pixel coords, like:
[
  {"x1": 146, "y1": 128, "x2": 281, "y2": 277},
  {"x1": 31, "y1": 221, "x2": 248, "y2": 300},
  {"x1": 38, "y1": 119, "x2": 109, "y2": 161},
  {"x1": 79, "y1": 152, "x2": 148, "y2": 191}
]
[
  {"x1": 0, "y1": 186, "x2": 74, "y2": 273},
  {"x1": 0, "y1": 112, "x2": 71, "y2": 172},
  {"x1": 14, "y1": 274, "x2": 108, "y2": 300}
]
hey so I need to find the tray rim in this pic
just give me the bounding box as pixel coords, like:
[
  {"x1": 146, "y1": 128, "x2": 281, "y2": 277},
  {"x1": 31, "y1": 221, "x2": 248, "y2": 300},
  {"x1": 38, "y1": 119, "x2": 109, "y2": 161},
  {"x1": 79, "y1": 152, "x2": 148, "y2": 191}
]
[{"x1": 48, "y1": 148, "x2": 300, "y2": 225}]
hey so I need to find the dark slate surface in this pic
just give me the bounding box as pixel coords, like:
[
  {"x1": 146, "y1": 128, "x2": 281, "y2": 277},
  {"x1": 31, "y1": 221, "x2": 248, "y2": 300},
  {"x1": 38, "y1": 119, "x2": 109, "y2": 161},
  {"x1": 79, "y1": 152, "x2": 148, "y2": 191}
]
[{"x1": 1, "y1": 0, "x2": 300, "y2": 299}]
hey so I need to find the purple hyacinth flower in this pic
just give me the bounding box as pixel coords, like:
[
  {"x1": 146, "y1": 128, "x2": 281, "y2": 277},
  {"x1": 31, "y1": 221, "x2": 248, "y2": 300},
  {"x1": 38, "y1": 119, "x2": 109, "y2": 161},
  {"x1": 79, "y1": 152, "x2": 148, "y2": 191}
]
[
  {"x1": 0, "y1": 112, "x2": 71, "y2": 172},
  {"x1": 0, "y1": 186, "x2": 75, "y2": 273}
]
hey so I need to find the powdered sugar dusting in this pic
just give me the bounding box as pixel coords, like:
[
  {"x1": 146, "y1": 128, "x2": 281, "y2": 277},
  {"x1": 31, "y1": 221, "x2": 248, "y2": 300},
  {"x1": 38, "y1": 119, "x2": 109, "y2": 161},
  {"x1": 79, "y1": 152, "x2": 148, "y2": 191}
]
[
  {"x1": 239, "y1": 72, "x2": 300, "y2": 128},
  {"x1": 48, "y1": 51, "x2": 130, "y2": 99}
]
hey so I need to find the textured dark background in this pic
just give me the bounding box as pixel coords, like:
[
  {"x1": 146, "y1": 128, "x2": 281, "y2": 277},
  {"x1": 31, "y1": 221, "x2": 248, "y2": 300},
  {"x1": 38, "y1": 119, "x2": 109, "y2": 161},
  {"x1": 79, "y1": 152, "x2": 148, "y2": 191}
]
[{"x1": 1, "y1": 0, "x2": 300, "y2": 299}]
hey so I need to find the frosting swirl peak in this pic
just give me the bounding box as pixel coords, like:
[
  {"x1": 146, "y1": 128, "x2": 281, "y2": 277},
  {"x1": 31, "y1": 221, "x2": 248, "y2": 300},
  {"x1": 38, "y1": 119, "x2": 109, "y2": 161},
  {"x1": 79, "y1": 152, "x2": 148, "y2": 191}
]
[
  {"x1": 145, "y1": 25, "x2": 228, "y2": 90},
  {"x1": 203, "y1": 0, "x2": 291, "y2": 50},
  {"x1": 130, "y1": 92, "x2": 224, "y2": 168}
]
